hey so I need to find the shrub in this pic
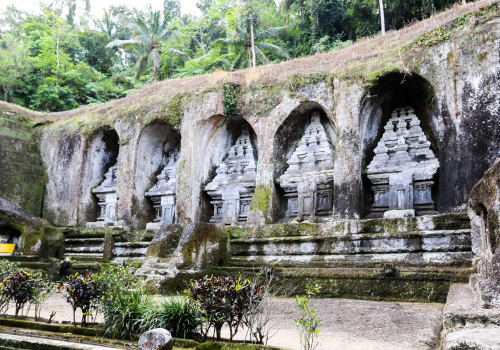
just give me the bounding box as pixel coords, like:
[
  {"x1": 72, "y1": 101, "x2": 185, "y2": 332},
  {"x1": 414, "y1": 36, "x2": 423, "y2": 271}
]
[
  {"x1": 1, "y1": 270, "x2": 52, "y2": 318},
  {"x1": 0, "y1": 260, "x2": 20, "y2": 314},
  {"x1": 141, "y1": 295, "x2": 202, "y2": 339},
  {"x1": 101, "y1": 282, "x2": 152, "y2": 339},
  {"x1": 95, "y1": 264, "x2": 150, "y2": 339},
  {"x1": 64, "y1": 272, "x2": 100, "y2": 326},
  {"x1": 186, "y1": 275, "x2": 262, "y2": 341},
  {"x1": 295, "y1": 284, "x2": 322, "y2": 350}
]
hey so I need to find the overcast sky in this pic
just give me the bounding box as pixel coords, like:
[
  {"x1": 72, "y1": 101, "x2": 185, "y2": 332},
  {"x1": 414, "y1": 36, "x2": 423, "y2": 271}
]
[{"x1": 1, "y1": 0, "x2": 202, "y2": 18}]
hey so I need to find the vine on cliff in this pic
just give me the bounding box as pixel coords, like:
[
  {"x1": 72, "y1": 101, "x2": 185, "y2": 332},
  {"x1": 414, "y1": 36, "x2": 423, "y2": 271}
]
[{"x1": 223, "y1": 83, "x2": 240, "y2": 118}]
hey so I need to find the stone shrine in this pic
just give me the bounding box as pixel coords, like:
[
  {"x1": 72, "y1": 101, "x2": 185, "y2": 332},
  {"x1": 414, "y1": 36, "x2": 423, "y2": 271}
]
[
  {"x1": 204, "y1": 125, "x2": 257, "y2": 225},
  {"x1": 279, "y1": 111, "x2": 335, "y2": 220},
  {"x1": 87, "y1": 163, "x2": 118, "y2": 227},
  {"x1": 366, "y1": 107, "x2": 439, "y2": 218},
  {"x1": 145, "y1": 147, "x2": 180, "y2": 229}
]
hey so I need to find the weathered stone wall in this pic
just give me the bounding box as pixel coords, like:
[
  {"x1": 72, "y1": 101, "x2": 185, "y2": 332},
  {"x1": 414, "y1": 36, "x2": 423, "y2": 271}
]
[
  {"x1": 0, "y1": 106, "x2": 45, "y2": 217},
  {"x1": 469, "y1": 158, "x2": 500, "y2": 308},
  {"x1": 2, "y1": 3, "x2": 500, "y2": 231}
]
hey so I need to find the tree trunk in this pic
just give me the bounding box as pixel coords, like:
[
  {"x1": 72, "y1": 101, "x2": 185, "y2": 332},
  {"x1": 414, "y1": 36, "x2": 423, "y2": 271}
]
[
  {"x1": 250, "y1": 12, "x2": 256, "y2": 68},
  {"x1": 379, "y1": 0, "x2": 386, "y2": 35}
]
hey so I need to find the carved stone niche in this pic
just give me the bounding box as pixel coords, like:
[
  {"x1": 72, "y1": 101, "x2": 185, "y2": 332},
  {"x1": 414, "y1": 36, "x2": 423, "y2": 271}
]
[
  {"x1": 366, "y1": 107, "x2": 439, "y2": 218},
  {"x1": 279, "y1": 111, "x2": 335, "y2": 221},
  {"x1": 145, "y1": 147, "x2": 180, "y2": 229},
  {"x1": 204, "y1": 125, "x2": 257, "y2": 225},
  {"x1": 87, "y1": 163, "x2": 118, "y2": 227}
]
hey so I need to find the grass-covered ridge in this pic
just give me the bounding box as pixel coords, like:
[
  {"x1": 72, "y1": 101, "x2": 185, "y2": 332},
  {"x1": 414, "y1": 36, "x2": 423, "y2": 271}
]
[{"x1": 0, "y1": 0, "x2": 497, "y2": 135}]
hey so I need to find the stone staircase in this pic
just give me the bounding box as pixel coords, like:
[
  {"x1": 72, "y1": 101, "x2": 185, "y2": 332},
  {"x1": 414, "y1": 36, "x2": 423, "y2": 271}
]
[
  {"x1": 222, "y1": 213, "x2": 473, "y2": 302},
  {"x1": 63, "y1": 230, "x2": 107, "y2": 262},
  {"x1": 111, "y1": 230, "x2": 156, "y2": 263}
]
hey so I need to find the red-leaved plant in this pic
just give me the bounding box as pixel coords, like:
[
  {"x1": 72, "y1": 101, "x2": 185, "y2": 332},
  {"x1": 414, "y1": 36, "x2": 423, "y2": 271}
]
[
  {"x1": 64, "y1": 272, "x2": 100, "y2": 326},
  {"x1": 185, "y1": 275, "x2": 262, "y2": 341}
]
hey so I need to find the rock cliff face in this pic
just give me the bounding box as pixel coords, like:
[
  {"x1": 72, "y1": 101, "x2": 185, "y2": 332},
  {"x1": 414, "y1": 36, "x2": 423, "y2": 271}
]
[
  {"x1": 22, "y1": 2, "x2": 500, "y2": 229},
  {"x1": 0, "y1": 0, "x2": 499, "y2": 301}
]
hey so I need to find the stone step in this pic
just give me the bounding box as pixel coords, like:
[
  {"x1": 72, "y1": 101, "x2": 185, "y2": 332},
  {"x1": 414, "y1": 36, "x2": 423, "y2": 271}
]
[
  {"x1": 230, "y1": 229, "x2": 472, "y2": 257},
  {"x1": 214, "y1": 266, "x2": 473, "y2": 302},
  {"x1": 113, "y1": 242, "x2": 150, "y2": 257},
  {"x1": 64, "y1": 253, "x2": 104, "y2": 261},
  {"x1": 64, "y1": 238, "x2": 105, "y2": 244},
  {"x1": 65, "y1": 247, "x2": 104, "y2": 253},
  {"x1": 227, "y1": 213, "x2": 471, "y2": 240},
  {"x1": 231, "y1": 251, "x2": 473, "y2": 268},
  {"x1": 0, "y1": 333, "x2": 127, "y2": 350},
  {"x1": 0, "y1": 134, "x2": 39, "y2": 153},
  {"x1": 442, "y1": 328, "x2": 500, "y2": 349},
  {"x1": 443, "y1": 284, "x2": 500, "y2": 331}
]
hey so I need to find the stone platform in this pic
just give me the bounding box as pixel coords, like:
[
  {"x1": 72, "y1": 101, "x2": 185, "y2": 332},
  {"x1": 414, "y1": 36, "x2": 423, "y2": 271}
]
[{"x1": 441, "y1": 283, "x2": 500, "y2": 349}]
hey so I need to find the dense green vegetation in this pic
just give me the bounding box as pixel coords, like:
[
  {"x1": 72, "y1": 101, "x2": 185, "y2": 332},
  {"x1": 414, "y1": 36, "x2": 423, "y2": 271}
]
[{"x1": 0, "y1": 0, "x2": 465, "y2": 111}]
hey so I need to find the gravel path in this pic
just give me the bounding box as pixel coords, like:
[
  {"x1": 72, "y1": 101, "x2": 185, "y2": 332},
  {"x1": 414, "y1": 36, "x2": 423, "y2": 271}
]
[{"x1": 4, "y1": 294, "x2": 444, "y2": 350}]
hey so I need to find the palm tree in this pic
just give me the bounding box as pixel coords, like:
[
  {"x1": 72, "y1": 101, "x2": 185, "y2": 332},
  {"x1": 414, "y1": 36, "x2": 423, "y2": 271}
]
[
  {"x1": 213, "y1": 19, "x2": 289, "y2": 70},
  {"x1": 49, "y1": 0, "x2": 91, "y2": 16},
  {"x1": 174, "y1": 48, "x2": 231, "y2": 78},
  {"x1": 93, "y1": 8, "x2": 115, "y2": 37},
  {"x1": 106, "y1": 6, "x2": 187, "y2": 82}
]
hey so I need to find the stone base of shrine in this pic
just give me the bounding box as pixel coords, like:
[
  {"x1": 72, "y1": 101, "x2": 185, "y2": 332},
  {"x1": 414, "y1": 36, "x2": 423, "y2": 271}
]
[
  {"x1": 146, "y1": 222, "x2": 162, "y2": 230},
  {"x1": 384, "y1": 209, "x2": 415, "y2": 218},
  {"x1": 85, "y1": 221, "x2": 114, "y2": 228}
]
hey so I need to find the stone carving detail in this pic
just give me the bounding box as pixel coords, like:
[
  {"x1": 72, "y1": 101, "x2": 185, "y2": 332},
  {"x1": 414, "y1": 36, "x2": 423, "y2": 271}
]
[
  {"x1": 366, "y1": 107, "x2": 439, "y2": 218},
  {"x1": 205, "y1": 125, "x2": 257, "y2": 225},
  {"x1": 145, "y1": 147, "x2": 180, "y2": 225},
  {"x1": 279, "y1": 111, "x2": 335, "y2": 220},
  {"x1": 91, "y1": 163, "x2": 118, "y2": 225}
]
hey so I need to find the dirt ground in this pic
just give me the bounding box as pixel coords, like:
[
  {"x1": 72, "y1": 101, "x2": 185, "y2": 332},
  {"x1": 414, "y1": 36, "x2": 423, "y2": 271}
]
[{"x1": 5, "y1": 294, "x2": 444, "y2": 350}]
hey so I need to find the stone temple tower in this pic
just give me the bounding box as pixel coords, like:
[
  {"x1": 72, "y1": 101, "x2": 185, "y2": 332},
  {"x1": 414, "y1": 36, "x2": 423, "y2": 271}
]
[
  {"x1": 279, "y1": 111, "x2": 336, "y2": 220},
  {"x1": 88, "y1": 163, "x2": 118, "y2": 227},
  {"x1": 145, "y1": 146, "x2": 180, "y2": 229},
  {"x1": 204, "y1": 125, "x2": 257, "y2": 225},
  {"x1": 366, "y1": 107, "x2": 439, "y2": 218}
]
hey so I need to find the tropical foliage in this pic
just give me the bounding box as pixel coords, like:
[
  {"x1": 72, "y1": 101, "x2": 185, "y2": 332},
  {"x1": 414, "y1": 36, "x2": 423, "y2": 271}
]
[{"x1": 0, "y1": 0, "x2": 466, "y2": 111}]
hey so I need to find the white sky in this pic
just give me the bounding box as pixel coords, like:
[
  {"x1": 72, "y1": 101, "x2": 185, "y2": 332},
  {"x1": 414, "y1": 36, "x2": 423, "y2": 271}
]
[{"x1": 1, "y1": 0, "x2": 202, "y2": 18}]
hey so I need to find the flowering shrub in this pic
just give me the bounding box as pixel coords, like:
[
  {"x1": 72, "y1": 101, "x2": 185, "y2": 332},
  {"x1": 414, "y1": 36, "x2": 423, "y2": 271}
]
[
  {"x1": 64, "y1": 272, "x2": 100, "y2": 326},
  {"x1": 185, "y1": 275, "x2": 262, "y2": 341}
]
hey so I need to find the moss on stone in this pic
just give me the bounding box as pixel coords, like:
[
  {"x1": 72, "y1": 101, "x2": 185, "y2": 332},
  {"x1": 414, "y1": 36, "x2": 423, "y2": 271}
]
[{"x1": 249, "y1": 184, "x2": 272, "y2": 224}]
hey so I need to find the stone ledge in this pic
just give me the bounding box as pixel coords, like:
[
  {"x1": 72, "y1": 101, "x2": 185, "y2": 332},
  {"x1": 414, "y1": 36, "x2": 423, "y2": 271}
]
[
  {"x1": 443, "y1": 283, "x2": 500, "y2": 331},
  {"x1": 442, "y1": 328, "x2": 500, "y2": 350}
]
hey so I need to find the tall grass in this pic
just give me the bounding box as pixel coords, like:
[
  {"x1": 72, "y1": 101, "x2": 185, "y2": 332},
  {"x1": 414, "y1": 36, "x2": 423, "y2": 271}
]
[{"x1": 140, "y1": 295, "x2": 202, "y2": 339}]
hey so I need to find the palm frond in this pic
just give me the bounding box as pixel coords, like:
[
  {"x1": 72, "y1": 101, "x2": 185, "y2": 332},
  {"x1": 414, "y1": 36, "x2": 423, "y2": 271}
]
[
  {"x1": 106, "y1": 39, "x2": 140, "y2": 48},
  {"x1": 131, "y1": 34, "x2": 152, "y2": 45},
  {"x1": 135, "y1": 53, "x2": 150, "y2": 80},
  {"x1": 256, "y1": 42, "x2": 290, "y2": 59},
  {"x1": 255, "y1": 26, "x2": 288, "y2": 40},
  {"x1": 163, "y1": 46, "x2": 189, "y2": 58},
  {"x1": 254, "y1": 46, "x2": 271, "y2": 65},
  {"x1": 158, "y1": 29, "x2": 179, "y2": 42}
]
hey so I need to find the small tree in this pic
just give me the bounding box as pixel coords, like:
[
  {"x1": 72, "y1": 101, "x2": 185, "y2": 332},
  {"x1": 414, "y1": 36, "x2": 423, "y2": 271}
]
[
  {"x1": 186, "y1": 275, "x2": 263, "y2": 341},
  {"x1": 244, "y1": 267, "x2": 279, "y2": 345},
  {"x1": 64, "y1": 273, "x2": 100, "y2": 326},
  {"x1": 295, "y1": 284, "x2": 322, "y2": 350},
  {"x1": 0, "y1": 34, "x2": 30, "y2": 102}
]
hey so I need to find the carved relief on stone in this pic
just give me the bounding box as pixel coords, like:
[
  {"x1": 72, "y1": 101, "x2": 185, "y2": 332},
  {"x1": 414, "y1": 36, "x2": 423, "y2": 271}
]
[
  {"x1": 366, "y1": 107, "x2": 439, "y2": 218},
  {"x1": 145, "y1": 146, "x2": 180, "y2": 225},
  {"x1": 279, "y1": 111, "x2": 335, "y2": 220},
  {"x1": 89, "y1": 163, "x2": 118, "y2": 226},
  {"x1": 204, "y1": 125, "x2": 257, "y2": 225}
]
